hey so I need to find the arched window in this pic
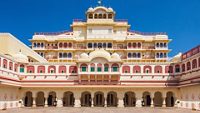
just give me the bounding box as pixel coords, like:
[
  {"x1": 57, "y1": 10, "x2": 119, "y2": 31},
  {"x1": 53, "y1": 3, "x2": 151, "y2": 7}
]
[
  {"x1": 169, "y1": 66, "x2": 173, "y2": 73},
  {"x1": 41, "y1": 43, "x2": 44, "y2": 48},
  {"x1": 164, "y1": 43, "x2": 167, "y2": 47},
  {"x1": 128, "y1": 53, "x2": 132, "y2": 58},
  {"x1": 143, "y1": 65, "x2": 152, "y2": 73},
  {"x1": 187, "y1": 62, "x2": 191, "y2": 71},
  {"x1": 138, "y1": 43, "x2": 141, "y2": 48},
  {"x1": 99, "y1": 14, "x2": 103, "y2": 19},
  {"x1": 59, "y1": 53, "x2": 63, "y2": 58},
  {"x1": 59, "y1": 43, "x2": 63, "y2": 48},
  {"x1": 98, "y1": 43, "x2": 102, "y2": 48},
  {"x1": 88, "y1": 14, "x2": 93, "y2": 19},
  {"x1": 133, "y1": 53, "x2": 136, "y2": 58},
  {"x1": 103, "y1": 43, "x2": 107, "y2": 48},
  {"x1": 90, "y1": 63, "x2": 95, "y2": 72},
  {"x1": 160, "y1": 43, "x2": 163, "y2": 48},
  {"x1": 64, "y1": 43, "x2": 67, "y2": 48},
  {"x1": 133, "y1": 43, "x2": 136, "y2": 48},
  {"x1": 111, "y1": 63, "x2": 119, "y2": 72},
  {"x1": 192, "y1": 59, "x2": 197, "y2": 69},
  {"x1": 59, "y1": 66, "x2": 66, "y2": 73},
  {"x1": 9, "y1": 62, "x2": 13, "y2": 70},
  {"x1": 97, "y1": 63, "x2": 102, "y2": 72},
  {"x1": 137, "y1": 53, "x2": 141, "y2": 58},
  {"x1": 68, "y1": 43, "x2": 72, "y2": 48},
  {"x1": 37, "y1": 43, "x2": 40, "y2": 47},
  {"x1": 33, "y1": 43, "x2": 37, "y2": 47},
  {"x1": 103, "y1": 14, "x2": 106, "y2": 19},
  {"x1": 133, "y1": 66, "x2": 141, "y2": 73},
  {"x1": 104, "y1": 64, "x2": 109, "y2": 72},
  {"x1": 128, "y1": 43, "x2": 132, "y2": 48},
  {"x1": 69, "y1": 66, "x2": 77, "y2": 73},
  {"x1": 27, "y1": 66, "x2": 35, "y2": 73},
  {"x1": 63, "y1": 53, "x2": 67, "y2": 58},
  {"x1": 48, "y1": 66, "x2": 56, "y2": 73},
  {"x1": 122, "y1": 66, "x2": 130, "y2": 73},
  {"x1": 38, "y1": 66, "x2": 45, "y2": 73},
  {"x1": 3, "y1": 59, "x2": 7, "y2": 68},
  {"x1": 20, "y1": 64, "x2": 25, "y2": 73},
  {"x1": 156, "y1": 53, "x2": 160, "y2": 58},
  {"x1": 175, "y1": 64, "x2": 180, "y2": 73},
  {"x1": 68, "y1": 53, "x2": 72, "y2": 58},
  {"x1": 14, "y1": 64, "x2": 18, "y2": 72},
  {"x1": 160, "y1": 53, "x2": 163, "y2": 58},
  {"x1": 107, "y1": 43, "x2": 112, "y2": 48},
  {"x1": 94, "y1": 43, "x2": 97, "y2": 48},
  {"x1": 88, "y1": 43, "x2": 93, "y2": 48},
  {"x1": 94, "y1": 14, "x2": 98, "y2": 19},
  {"x1": 156, "y1": 43, "x2": 159, "y2": 47},
  {"x1": 80, "y1": 64, "x2": 87, "y2": 72},
  {"x1": 108, "y1": 14, "x2": 112, "y2": 19},
  {"x1": 182, "y1": 64, "x2": 185, "y2": 72},
  {"x1": 154, "y1": 66, "x2": 162, "y2": 73}
]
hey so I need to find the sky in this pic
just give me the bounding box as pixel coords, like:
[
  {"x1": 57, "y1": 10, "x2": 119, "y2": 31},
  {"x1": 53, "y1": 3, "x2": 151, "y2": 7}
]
[{"x1": 0, "y1": 0, "x2": 200, "y2": 57}]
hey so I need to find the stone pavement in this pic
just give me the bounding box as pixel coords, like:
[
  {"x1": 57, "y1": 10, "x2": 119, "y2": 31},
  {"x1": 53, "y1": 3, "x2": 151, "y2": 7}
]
[{"x1": 1, "y1": 107, "x2": 198, "y2": 113}]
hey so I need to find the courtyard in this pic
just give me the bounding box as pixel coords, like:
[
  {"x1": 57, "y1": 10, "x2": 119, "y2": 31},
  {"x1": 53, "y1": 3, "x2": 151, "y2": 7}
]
[{"x1": 1, "y1": 107, "x2": 198, "y2": 113}]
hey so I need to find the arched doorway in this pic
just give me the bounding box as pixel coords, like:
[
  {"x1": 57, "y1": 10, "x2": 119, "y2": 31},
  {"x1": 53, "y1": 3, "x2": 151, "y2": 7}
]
[
  {"x1": 166, "y1": 92, "x2": 175, "y2": 107},
  {"x1": 48, "y1": 91, "x2": 57, "y2": 107},
  {"x1": 124, "y1": 92, "x2": 136, "y2": 107},
  {"x1": 24, "y1": 91, "x2": 33, "y2": 107},
  {"x1": 63, "y1": 91, "x2": 74, "y2": 107},
  {"x1": 153, "y1": 91, "x2": 163, "y2": 107},
  {"x1": 36, "y1": 92, "x2": 45, "y2": 107},
  {"x1": 94, "y1": 92, "x2": 104, "y2": 107},
  {"x1": 81, "y1": 92, "x2": 91, "y2": 107},
  {"x1": 107, "y1": 91, "x2": 118, "y2": 107},
  {"x1": 142, "y1": 92, "x2": 151, "y2": 107}
]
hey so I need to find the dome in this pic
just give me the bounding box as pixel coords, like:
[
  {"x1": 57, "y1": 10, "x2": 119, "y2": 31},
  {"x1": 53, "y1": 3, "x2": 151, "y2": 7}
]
[
  {"x1": 13, "y1": 51, "x2": 28, "y2": 63},
  {"x1": 80, "y1": 53, "x2": 89, "y2": 59},
  {"x1": 108, "y1": 7, "x2": 114, "y2": 12},
  {"x1": 89, "y1": 48, "x2": 111, "y2": 60},
  {"x1": 87, "y1": 7, "x2": 94, "y2": 12},
  {"x1": 111, "y1": 53, "x2": 120, "y2": 59}
]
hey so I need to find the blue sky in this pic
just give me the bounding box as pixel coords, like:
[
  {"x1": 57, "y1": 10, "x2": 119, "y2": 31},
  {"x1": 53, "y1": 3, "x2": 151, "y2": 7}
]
[{"x1": 0, "y1": 0, "x2": 199, "y2": 57}]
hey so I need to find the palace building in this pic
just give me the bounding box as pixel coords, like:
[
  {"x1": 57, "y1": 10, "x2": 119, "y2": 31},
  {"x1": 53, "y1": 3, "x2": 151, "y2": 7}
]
[{"x1": 0, "y1": 5, "x2": 200, "y2": 110}]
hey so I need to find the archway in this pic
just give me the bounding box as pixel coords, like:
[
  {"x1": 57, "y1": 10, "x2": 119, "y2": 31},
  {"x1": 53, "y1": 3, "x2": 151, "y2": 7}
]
[
  {"x1": 48, "y1": 91, "x2": 57, "y2": 106},
  {"x1": 124, "y1": 92, "x2": 136, "y2": 107},
  {"x1": 153, "y1": 91, "x2": 163, "y2": 107},
  {"x1": 166, "y1": 92, "x2": 175, "y2": 107},
  {"x1": 24, "y1": 91, "x2": 33, "y2": 107},
  {"x1": 81, "y1": 92, "x2": 91, "y2": 107},
  {"x1": 63, "y1": 91, "x2": 74, "y2": 107},
  {"x1": 142, "y1": 92, "x2": 151, "y2": 107},
  {"x1": 94, "y1": 92, "x2": 104, "y2": 107},
  {"x1": 107, "y1": 91, "x2": 118, "y2": 107},
  {"x1": 36, "y1": 92, "x2": 45, "y2": 107}
]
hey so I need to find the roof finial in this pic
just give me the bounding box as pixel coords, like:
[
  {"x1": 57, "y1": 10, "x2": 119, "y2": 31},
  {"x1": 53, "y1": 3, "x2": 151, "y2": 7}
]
[{"x1": 98, "y1": 0, "x2": 102, "y2": 6}]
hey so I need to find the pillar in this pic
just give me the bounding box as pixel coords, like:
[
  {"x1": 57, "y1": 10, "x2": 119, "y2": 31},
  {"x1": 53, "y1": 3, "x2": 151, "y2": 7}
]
[
  {"x1": 44, "y1": 94, "x2": 48, "y2": 107},
  {"x1": 136, "y1": 94, "x2": 142, "y2": 107},
  {"x1": 151, "y1": 96, "x2": 154, "y2": 107},
  {"x1": 74, "y1": 93, "x2": 81, "y2": 107},
  {"x1": 118, "y1": 92, "x2": 124, "y2": 108},
  {"x1": 32, "y1": 97, "x2": 36, "y2": 107},
  {"x1": 56, "y1": 93, "x2": 63, "y2": 107},
  {"x1": 104, "y1": 96, "x2": 107, "y2": 107},
  {"x1": 162, "y1": 97, "x2": 166, "y2": 107}
]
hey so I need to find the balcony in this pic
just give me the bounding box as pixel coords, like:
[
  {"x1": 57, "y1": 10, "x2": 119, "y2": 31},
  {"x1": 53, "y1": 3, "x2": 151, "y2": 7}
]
[{"x1": 142, "y1": 46, "x2": 155, "y2": 49}]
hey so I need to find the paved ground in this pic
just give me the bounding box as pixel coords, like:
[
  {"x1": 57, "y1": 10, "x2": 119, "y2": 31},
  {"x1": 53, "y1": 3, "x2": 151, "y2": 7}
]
[{"x1": 1, "y1": 107, "x2": 198, "y2": 113}]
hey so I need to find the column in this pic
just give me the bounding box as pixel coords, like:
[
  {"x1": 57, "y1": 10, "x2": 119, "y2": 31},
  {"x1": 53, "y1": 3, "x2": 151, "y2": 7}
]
[
  {"x1": 162, "y1": 97, "x2": 166, "y2": 107},
  {"x1": 136, "y1": 94, "x2": 142, "y2": 107},
  {"x1": 74, "y1": 93, "x2": 81, "y2": 107},
  {"x1": 44, "y1": 93, "x2": 48, "y2": 107},
  {"x1": 104, "y1": 96, "x2": 107, "y2": 107},
  {"x1": 150, "y1": 96, "x2": 154, "y2": 107},
  {"x1": 91, "y1": 93, "x2": 94, "y2": 107},
  {"x1": 118, "y1": 92, "x2": 124, "y2": 108},
  {"x1": 32, "y1": 97, "x2": 36, "y2": 107},
  {"x1": 57, "y1": 93, "x2": 63, "y2": 107}
]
